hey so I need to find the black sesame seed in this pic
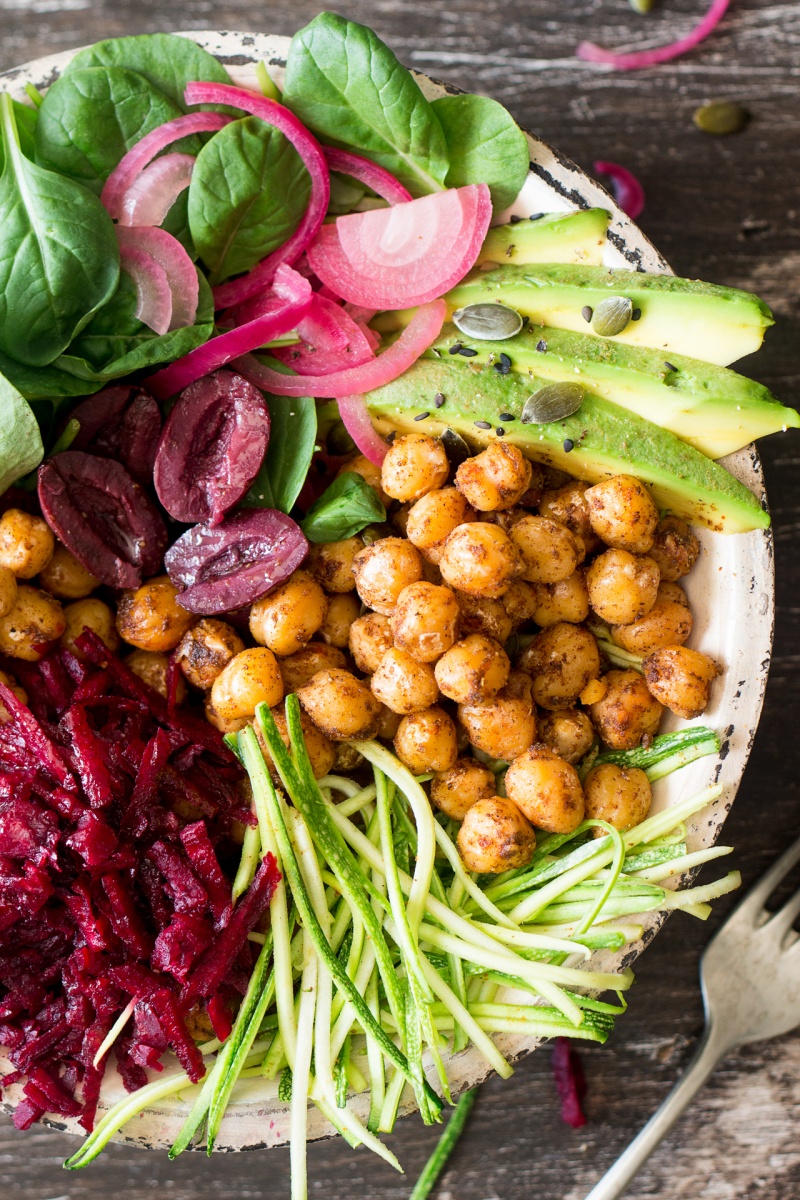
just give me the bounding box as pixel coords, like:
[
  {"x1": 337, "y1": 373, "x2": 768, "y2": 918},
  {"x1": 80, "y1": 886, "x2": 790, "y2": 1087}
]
[
  {"x1": 433, "y1": 392, "x2": 446, "y2": 408},
  {"x1": 499, "y1": 413, "x2": 515, "y2": 423},
  {"x1": 536, "y1": 338, "x2": 548, "y2": 353},
  {"x1": 474, "y1": 420, "x2": 492, "y2": 430},
  {"x1": 449, "y1": 343, "x2": 463, "y2": 355},
  {"x1": 493, "y1": 352, "x2": 512, "y2": 376},
  {"x1": 386, "y1": 430, "x2": 397, "y2": 445},
  {"x1": 510, "y1": 214, "x2": 522, "y2": 224},
  {"x1": 521, "y1": 315, "x2": 530, "y2": 327},
  {"x1": 563, "y1": 438, "x2": 574, "y2": 453},
  {"x1": 529, "y1": 212, "x2": 545, "y2": 221},
  {"x1": 496, "y1": 426, "x2": 506, "y2": 436},
  {"x1": 664, "y1": 361, "x2": 678, "y2": 372},
  {"x1": 458, "y1": 347, "x2": 478, "y2": 358},
  {"x1": 414, "y1": 411, "x2": 430, "y2": 421},
  {"x1": 581, "y1": 306, "x2": 593, "y2": 323},
  {"x1": 632, "y1": 307, "x2": 642, "y2": 321}
]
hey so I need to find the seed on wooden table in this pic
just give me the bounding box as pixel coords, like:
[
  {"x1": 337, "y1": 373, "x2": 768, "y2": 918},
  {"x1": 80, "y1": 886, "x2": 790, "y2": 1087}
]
[{"x1": 693, "y1": 100, "x2": 750, "y2": 136}]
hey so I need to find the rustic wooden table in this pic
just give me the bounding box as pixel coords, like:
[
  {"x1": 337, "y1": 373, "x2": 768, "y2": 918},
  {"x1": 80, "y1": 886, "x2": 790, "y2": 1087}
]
[{"x1": 1, "y1": 1, "x2": 799, "y2": 1197}]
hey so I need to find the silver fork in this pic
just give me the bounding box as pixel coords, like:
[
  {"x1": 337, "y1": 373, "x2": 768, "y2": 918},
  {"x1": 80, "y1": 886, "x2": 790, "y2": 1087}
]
[{"x1": 584, "y1": 834, "x2": 800, "y2": 1200}]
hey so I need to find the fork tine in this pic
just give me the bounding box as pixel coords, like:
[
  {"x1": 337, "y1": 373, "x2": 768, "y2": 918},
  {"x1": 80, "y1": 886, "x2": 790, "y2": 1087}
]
[
  {"x1": 766, "y1": 884, "x2": 800, "y2": 940},
  {"x1": 730, "y1": 834, "x2": 800, "y2": 923}
]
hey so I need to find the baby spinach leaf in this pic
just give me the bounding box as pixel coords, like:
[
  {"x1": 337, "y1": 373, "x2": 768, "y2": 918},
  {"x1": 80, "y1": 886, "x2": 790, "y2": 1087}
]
[
  {"x1": 0, "y1": 352, "x2": 105, "y2": 402},
  {"x1": 432, "y1": 94, "x2": 530, "y2": 214},
  {"x1": 243, "y1": 395, "x2": 317, "y2": 515},
  {"x1": 0, "y1": 369, "x2": 44, "y2": 494},
  {"x1": 0, "y1": 93, "x2": 120, "y2": 367},
  {"x1": 34, "y1": 67, "x2": 185, "y2": 193},
  {"x1": 301, "y1": 470, "x2": 386, "y2": 543},
  {"x1": 283, "y1": 12, "x2": 449, "y2": 197},
  {"x1": 189, "y1": 116, "x2": 311, "y2": 284},
  {"x1": 64, "y1": 32, "x2": 232, "y2": 111}
]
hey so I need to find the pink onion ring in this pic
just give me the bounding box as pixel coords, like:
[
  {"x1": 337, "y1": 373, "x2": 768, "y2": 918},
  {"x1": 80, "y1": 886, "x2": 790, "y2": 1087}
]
[
  {"x1": 274, "y1": 295, "x2": 374, "y2": 375},
  {"x1": 234, "y1": 298, "x2": 447, "y2": 398},
  {"x1": 577, "y1": 0, "x2": 730, "y2": 70},
  {"x1": 323, "y1": 147, "x2": 412, "y2": 206},
  {"x1": 102, "y1": 112, "x2": 232, "y2": 219},
  {"x1": 593, "y1": 160, "x2": 645, "y2": 220},
  {"x1": 116, "y1": 241, "x2": 172, "y2": 336},
  {"x1": 182, "y1": 83, "x2": 331, "y2": 311},
  {"x1": 337, "y1": 396, "x2": 390, "y2": 466},
  {"x1": 118, "y1": 153, "x2": 196, "y2": 228},
  {"x1": 115, "y1": 226, "x2": 199, "y2": 330}
]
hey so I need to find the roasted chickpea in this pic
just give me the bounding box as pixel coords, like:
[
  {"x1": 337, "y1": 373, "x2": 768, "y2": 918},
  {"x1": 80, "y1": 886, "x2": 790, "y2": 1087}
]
[
  {"x1": 349, "y1": 613, "x2": 394, "y2": 675},
  {"x1": 375, "y1": 702, "x2": 402, "y2": 741},
  {"x1": 0, "y1": 585, "x2": 65, "y2": 660},
  {"x1": 278, "y1": 642, "x2": 346, "y2": 692},
  {"x1": 457, "y1": 796, "x2": 536, "y2": 873},
  {"x1": 306, "y1": 537, "x2": 363, "y2": 593},
  {"x1": 62, "y1": 598, "x2": 119, "y2": 658},
  {"x1": 0, "y1": 669, "x2": 27, "y2": 722},
  {"x1": 370, "y1": 647, "x2": 439, "y2": 715},
  {"x1": 538, "y1": 481, "x2": 600, "y2": 558},
  {"x1": 439, "y1": 522, "x2": 521, "y2": 599},
  {"x1": 318, "y1": 592, "x2": 360, "y2": 649},
  {"x1": 434, "y1": 634, "x2": 509, "y2": 705},
  {"x1": 352, "y1": 537, "x2": 423, "y2": 615},
  {"x1": 249, "y1": 570, "x2": 327, "y2": 657},
  {"x1": 390, "y1": 582, "x2": 459, "y2": 663},
  {"x1": 455, "y1": 442, "x2": 532, "y2": 512},
  {"x1": 210, "y1": 647, "x2": 284, "y2": 722},
  {"x1": 454, "y1": 590, "x2": 514, "y2": 643},
  {"x1": 334, "y1": 742, "x2": 364, "y2": 772},
  {"x1": 381, "y1": 433, "x2": 449, "y2": 502},
  {"x1": 337, "y1": 454, "x2": 390, "y2": 507},
  {"x1": 0, "y1": 567, "x2": 17, "y2": 619},
  {"x1": 458, "y1": 670, "x2": 536, "y2": 761},
  {"x1": 406, "y1": 488, "x2": 475, "y2": 563},
  {"x1": 585, "y1": 474, "x2": 659, "y2": 554},
  {"x1": 580, "y1": 677, "x2": 608, "y2": 706},
  {"x1": 478, "y1": 506, "x2": 528, "y2": 534},
  {"x1": 586, "y1": 549, "x2": 660, "y2": 626},
  {"x1": 501, "y1": 579, "x2": 539, "y2": 628},
  {"x1": 298, "y1": 667, "x2": 381, "y2": 739},
  {"x1": 126, "y1": 649, "x2": 187, "y2": 703},
  {"x1": 0, "y1": 509, "x2": 54, "y2": 579},
  {"x1": 38, "y1": 543, "x2": 98, "y2": 601},
  {"x1": 116, "y1": 576, "x2": 195, "y2": 653},
  {"x1": 509, "y1": 516, "x2": 580, "y2": 585},
  {"x1": 584, "y1": 763, "x2": 652, "y2": 832},
  {"x1": 648, "y1": 516, "x2": 701, "y2": 582},
  {"x1": 430, "y1": 757, "x2": 496, "y2": 821},
  {"x1": 611, "y1": 582, "x2": 693, "y2": 656},
  {"x1": 505, "y1": 745, "x2": 585, "y2": 834},
  {"x1": 174, "y1": 618, "x2": 245, "y2": 690},
  {"x1": 204, "y1": 698, "x2": 249, "y2": 735},
  {"x1": 643, "y1": 645, "x2": 721, "y2": 719},
  {"x1": 394, "y1": 705, "x2": 458, "y2": 773},
  {"x1": 519, "y1": 623, "x2": 601, "y2": 710},
  {"x1": 255, "y1": 703, "x2": 335, "y2": 781},
  {"x1": 530, "y1": 570, "x2": 589, "y2": 628},
  {"x1": 589, "y1": 668, "x2": 663, "y2": 749},
  {"x1": 538, "y1": 708, "x2": 595, "y2": 764}
]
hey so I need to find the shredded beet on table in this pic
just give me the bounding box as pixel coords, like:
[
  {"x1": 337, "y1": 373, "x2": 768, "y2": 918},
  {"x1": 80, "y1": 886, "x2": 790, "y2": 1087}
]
[{"x1": 551, "y1": 1037, "x2": 588, "y2": 1129}]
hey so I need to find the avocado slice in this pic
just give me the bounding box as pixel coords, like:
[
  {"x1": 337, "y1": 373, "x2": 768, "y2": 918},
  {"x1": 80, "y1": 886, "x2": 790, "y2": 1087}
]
[
  {"x1": 375, "y1": 263, "x2": 774, "y2": 366},
  {"x1": 422, "y1": 323, "x2": 798, "y2": 459},
  {"x1": 478, "y1": 209, "x2": 610, "y2": 267},
  {"x1": 364, "y1": 358, "x2": 769, "y2": 533}
]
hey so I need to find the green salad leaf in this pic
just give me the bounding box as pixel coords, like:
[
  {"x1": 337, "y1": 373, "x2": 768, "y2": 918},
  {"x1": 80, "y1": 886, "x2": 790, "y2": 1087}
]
[
  {"x1": 0, "y1": 99, "x2": 37, "y2": 172},
  {"x1": 0, "y1": 370, "x2": 44, "y2": 494},
  {"x1": 188, "y1": 116, "x2": 311, "y2": 284},
  {"x1": 283, "y1": 12, "x2": 449, "y2": 197},
  {"x1": 432, "y1": 93, "x2": 530, "y2": 213},
  {"x1": 243, "y1": 394, "x2": 317, "y2": 515},
  {"x1": 301, "y1": 470, "x2": 386, "y2": 542},
  {"x1": 0, "y1": 94, "x2": 120, "y2": 368}
]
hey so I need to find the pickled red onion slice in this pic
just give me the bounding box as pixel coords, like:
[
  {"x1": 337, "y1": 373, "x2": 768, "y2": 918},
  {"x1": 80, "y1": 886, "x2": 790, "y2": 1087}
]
[
  {"x1": 323, "y1": 147, "x2": 412, "y2": 205},
  {"x1": 577, "y1": 0, "x2": 730, "y2": 70},
  {"x1": 118, "y1": 153, "x2": 196, "y2": 228},
  {"x1": 273, "y1": 295, "x2": 375, "y2": 376},
  {"x1": 116, "y1": 240, "x2": 172, "y2": 335},
  {"x1": 593, "y1": 160, "x2": 646, "y2": 220},
  {"x1": 115, "y1": 226, "x2": 199, "y2": 331}
]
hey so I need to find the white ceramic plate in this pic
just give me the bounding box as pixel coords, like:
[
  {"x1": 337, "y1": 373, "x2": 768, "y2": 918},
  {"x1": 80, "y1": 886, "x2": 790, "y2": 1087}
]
[{"x1": 0, "y1": 29, "x2": 775, "y2": 1153}]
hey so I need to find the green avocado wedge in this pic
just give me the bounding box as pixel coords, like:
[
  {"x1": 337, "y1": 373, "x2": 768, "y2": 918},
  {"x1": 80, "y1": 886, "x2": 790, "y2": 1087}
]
[
  {"x1": 477, "y1": 209, "x2": 610, "y2": 267},
  {"x1": 364, "y1": 357, "x2": 769, "y2": 533},
  {"x1": 423, "y1": 323, "x2": 798, "y2": 459}
]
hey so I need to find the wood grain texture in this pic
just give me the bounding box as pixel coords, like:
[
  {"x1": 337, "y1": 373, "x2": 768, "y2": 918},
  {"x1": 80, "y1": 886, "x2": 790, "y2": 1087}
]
[{"x1": 1, "y1": 1, "x2": 799, "y2": 1197}]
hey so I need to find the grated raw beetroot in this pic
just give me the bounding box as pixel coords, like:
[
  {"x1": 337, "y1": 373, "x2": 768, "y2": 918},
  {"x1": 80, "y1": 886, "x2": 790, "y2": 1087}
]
[{"x1": 551, "y1": 1037, "x2": 587, "y2": 1128}]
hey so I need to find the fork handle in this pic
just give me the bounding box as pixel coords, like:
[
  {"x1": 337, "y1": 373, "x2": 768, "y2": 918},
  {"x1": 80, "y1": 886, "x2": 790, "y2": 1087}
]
[{"x1": 583, "y1": 1021, "x2": 731, "y2": 1200}]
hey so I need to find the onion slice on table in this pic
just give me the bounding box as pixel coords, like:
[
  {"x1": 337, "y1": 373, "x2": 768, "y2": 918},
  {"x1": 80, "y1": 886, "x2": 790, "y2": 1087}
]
[
  {"x1": 115, "y1": 226, "x2": 199, "y2": 331},
  {"x1": 306, "y1": 184, "x2": 492, "y2": 310},
  {"x1": 593, "y1": 160, "x2": 645, "y2": 220},
  {"x1": 323, "y1": 147, "x2": 412, "y2": 205},
  {"x1": 577, "y1": 0, "x2": 730, "y2": 69},
  {"x1": 183, "y1": 82, "x2": 331, "y2": 310},
  {"x1": 337, "y1": 396, "x2": 390, "y2": 466},
  {"x1": 118, "y1": 153, "x2": 196, "y2": 228}
]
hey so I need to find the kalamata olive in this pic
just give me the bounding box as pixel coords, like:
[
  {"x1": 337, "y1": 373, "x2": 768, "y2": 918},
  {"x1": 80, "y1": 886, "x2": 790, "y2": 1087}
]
[
  {"x1": 164, "y1": 509, "x2": 308, "y2": 615},
  {"x1": 38, "y1": 452, "x2": 168, "y2": 590},
  {"x1": 153, "y1": 371, "x2": 270, "y2": 526},
  {"x1": 70, "y1": 386, "x2": 162, "y2": 486}
]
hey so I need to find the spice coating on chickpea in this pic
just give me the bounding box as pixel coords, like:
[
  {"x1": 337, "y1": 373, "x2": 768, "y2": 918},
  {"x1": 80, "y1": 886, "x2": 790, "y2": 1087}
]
[
  {"x1": 0, "y1": 509, "x2": 54, "y2": 579},
  {"x1": 278, "y1": 642, "x2": 346, "y2": 692},
  {"x1": 583, "y1": 764, "x2": 652, "y2": 832},
  {"x1": 210, "y1": 647, "x2": 284, "y2": 722},
  {"x1": 454, "y1": 590, "x2": 514, "y2": 643},
  {"x1": 298, "y1": 668, "x2": 381, "y2": 740},
  {"x1": 509, "y1": 515, "x2": 580, "y2": 584},
  {"x1": 519, "y1": 623, "x2": 601, "y2": 710},
  {"x1": 538, "y1": 481, "x2": 599, "y2": 558},
  {"x1": 380, "y1": 433, "x2": 449, "y2": 502},
  {"x1": 429, "y1": 757, "x2": 496, "y2": 822},
  {"x1": 642, "y1": 645, "x2": 721, "y2": 719},
  {"x1": 319, "y1": 591, "x2": 361, "y2": 649},
  {"x1": 434, "y1": 633, "x2": 509, "y2": 705},
  {"x1": 204, "y1": 698, "x2": 249, "y2": 735},
  {"x1": 457, "y1": 797, "x2": 536, "y2": 874},
  {"x1": 530, "y1": 570, "x2": 589, "y2": 628},
  {"x1": 62, "y1": 598, "x2": 119, "y2": 658},
  {"x1": 349, "y1": 612, "x2": 394, "y2": 675},
  {"x1": 586, "y1": 549, "x2": 660, "y2": 626},
  {"x1": 256, "y1": 704, "x2": 336, "y2": 781},
  {"x1": 0, "y1": 567, "x2": 17, "y2": 620},
  {"x1": 175, "y1": 619, "x2": 245, "y2": 690},
  {"x1": 504, "y1": 744, "x2": 585, "y2": 834},
  {"x1": 126, "y1": 649, "x2": 187, "y2": 703},
  {"x1": 589, "y1": 668, "x2": 664, "y2": 749},
  {"x1": 406, "y1": 488, "x2": 475, "y2": 563},
  {"x1": 648, "y1": 516, "x2": 700, "y2": 582},
  {"x1": 458, "y1": 670, "x2": 537, "y2": 761},
  {"x1": 393, "y1": 705, "x2": 458, "y2": 773},
  {"x1": 352, "y1": 537, "x2": 423, "y2": 615},
  {"x1": 38, "y1": 543, "x2": 97, "y2": 600},
  {"x1": 455, "y1": 441, "x2": 532, "y2": 512},
  {"x1": 306, "y1": 537, "x2": 363, "y2": 593},
  {"x1": 585, "y1": 474, "x2": 659, "y2": 554},
  {"x1": 249, "y1": 570, "x2": 328, "y2": 657},
  {"x1": 370, "y1": 646, "x2": 439, "y2": 715},
  {"x1": 438, "y1": 522, "x2": 521, "y2": 599},
  {"x1": 390, "y1": 582, "x2": 459, "y2": 663},
  {"x1": 116, "y1": 577, "x2": 195, "y2": 653},
  {"x1": 537, "y1": 708, "x2": 596, "y2": 764},
  {"x1": 611, "y1": 582, "x2": 693, "y2": 656},
  {"x1": 501, "y1": 579, "x2": 539, "y2": 627},
  {"x1": 0, "y1": 585, "x2": 65, "y2": 661}
]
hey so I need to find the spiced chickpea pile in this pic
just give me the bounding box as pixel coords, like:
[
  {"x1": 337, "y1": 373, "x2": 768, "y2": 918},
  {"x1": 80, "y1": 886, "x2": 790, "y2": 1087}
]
[{"x1": 0, "y1": 434, "x2": 719, "y2": 875}]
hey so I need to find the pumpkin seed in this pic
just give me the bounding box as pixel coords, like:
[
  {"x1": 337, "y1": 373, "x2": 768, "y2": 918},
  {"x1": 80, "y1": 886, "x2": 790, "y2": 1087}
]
[
  {"x1": 592, "y1": 296, "x2": 634, "y2": 337},
  {"x1": 629, "y1": 0, "x2": 655, "y2": 11},
  {"x1": 452, "y1": 302, "x2": 523, "y2": 341},
  {"x1": 693, "y1": 100, "x2": 750, "y2": 136},
  {"x1": 440, "y1": 427, "x2": 471, "y2": 466},
  {"x1": 521, "y1": 383, "x2": 584, "y2": 425}
]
